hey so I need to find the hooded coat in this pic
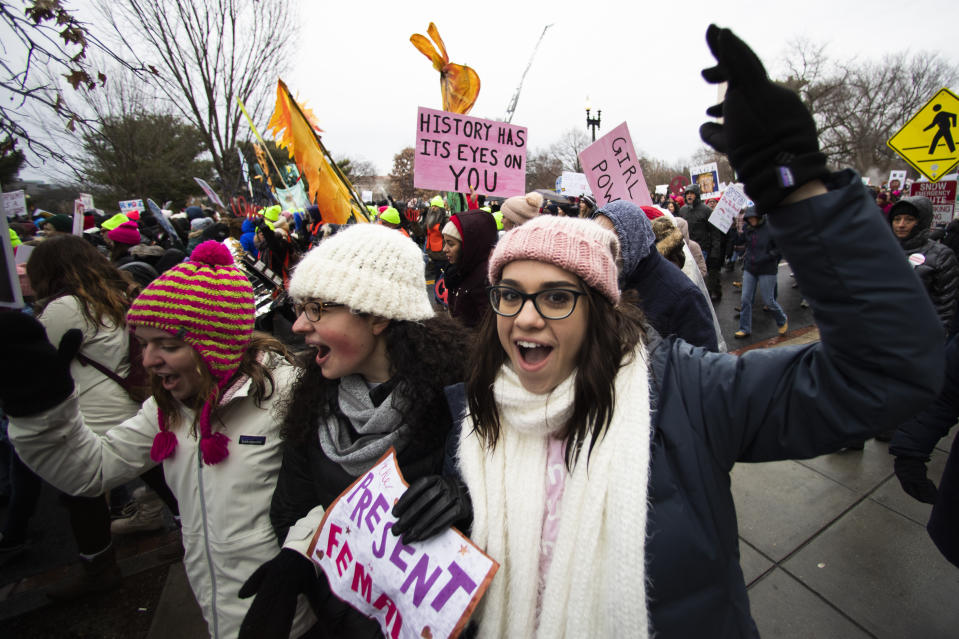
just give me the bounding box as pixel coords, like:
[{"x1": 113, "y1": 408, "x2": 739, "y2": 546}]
[
  {"x1": 598, "y1": 201, "x2": 718, "y2": 351},
  {"x1": 445, "y1": 210, "x2": 498, "y2": 328},
  {"x1": 741, "y1": 208, "x2": 780, "y2": 276},
  {"x1": 890, "y1": 196, "x2": 959, "y2": 330},
  {"x1": 679, "y1": 185, "x2": 722, "y2": 259}
]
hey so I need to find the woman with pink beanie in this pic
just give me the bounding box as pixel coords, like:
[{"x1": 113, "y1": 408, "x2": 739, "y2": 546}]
[
  {"x1": 3, "y1": 241, "x2": 316, "y2": 638},
  {"x1": 389, "y1": 25, "x2": 943, "y2": 637}
]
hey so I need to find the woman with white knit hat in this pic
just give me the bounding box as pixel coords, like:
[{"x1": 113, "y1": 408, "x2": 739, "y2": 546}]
[{"x1": 237, "y1": 224, "x2": 470, "y2": 638}]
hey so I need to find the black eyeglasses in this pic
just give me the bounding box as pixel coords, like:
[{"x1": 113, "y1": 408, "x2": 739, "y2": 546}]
[
  {"x1": 294, "y1": 300, "x2": 345, "y2": 322},
  {"x1": 488, "y1": 285, "x2": 585, "y2": 320}
]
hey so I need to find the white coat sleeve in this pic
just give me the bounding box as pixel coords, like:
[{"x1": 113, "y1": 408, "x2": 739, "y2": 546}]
[
  {"x1": 8, "y1": 393, "x2": 160, "y2": 497},
  {"x1": 282, "y1": 504, "x2": 326, "y2": 559}
]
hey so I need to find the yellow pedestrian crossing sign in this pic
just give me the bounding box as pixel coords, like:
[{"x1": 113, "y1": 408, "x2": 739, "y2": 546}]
[{"x1": 887, "y1": 88, "x2": 959, "y2": 182}]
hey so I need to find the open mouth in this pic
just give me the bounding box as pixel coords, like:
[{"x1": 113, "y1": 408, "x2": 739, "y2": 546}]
[
  {"x1": 516, "y1": 339, "x2": 553, "y2": 367},
  {"x1": 315, "y1": 343, "x2": 332, "y2": 365},
  {"x1": 157, "y1": 373, "x2": 179, "y2": 391}
]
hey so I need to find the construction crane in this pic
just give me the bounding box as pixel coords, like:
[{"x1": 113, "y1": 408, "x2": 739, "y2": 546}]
[{"x1": 504, "y1": 24, "x2": 553, "y2": 124}]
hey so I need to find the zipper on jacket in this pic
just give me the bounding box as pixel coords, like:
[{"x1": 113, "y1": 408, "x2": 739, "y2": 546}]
[{"x1": 197, "y1": 444, "x2": 219, "y2": 638}]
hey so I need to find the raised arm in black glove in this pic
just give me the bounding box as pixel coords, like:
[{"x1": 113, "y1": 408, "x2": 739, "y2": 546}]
[
  {"x1": 0, "y1": 312, "x2": 81, "y2": 417},
  {"x1": 894, "y1": 456, "x2": 939, "y2": 504},
  {"x1": 391, "y1": 475, "x2": 472, "y2": 543},
  {"x1": 698, "y1": 24, "x2": 830, "y2": 211},
  {"x1": 238, "y1": 548, "x2": 327, "y2": 639}
]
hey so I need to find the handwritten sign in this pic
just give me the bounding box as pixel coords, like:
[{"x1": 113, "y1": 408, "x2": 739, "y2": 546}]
[
  {"x1": 690, "y1": 162, "x2": 720, "y2": 199},
  {"x1": 708, "y1": 184, "x2": 748, "y2": 233},
  {"x1": 2, "y1": 190, "x2": 26, "y2": 219},
  {"x1": 194, "y1": 177, "x2": 226, "y2": 209},
  {"x1": 888, "y1": 170, "x2": 907, "y2": 191},
  {"x1": 119, "y1": 199, "x2": 144, "y2": 215},
  {"x1": 558, "y1": 171, "x2": 592, "y2": 197},
  {"x1": 72, "y1": 199, "x2": 85, "y2": 236},
  {"x1": 414, "y1": 106, "x2": 527, "y2": 197},
  {"x1": 578, "y1": 122, "x2": 653, "y2": 208},
  {"x1": 910, "y1": 179, "x2": 957, "y2": 227},
  {"x1": 307, "y1": 450, "x2": 497, "y2": 639}
]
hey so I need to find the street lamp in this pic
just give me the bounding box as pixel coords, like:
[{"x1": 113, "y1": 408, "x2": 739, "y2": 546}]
[{"x1": 585, "y1": 98, "x2": 602, "y2": 142}]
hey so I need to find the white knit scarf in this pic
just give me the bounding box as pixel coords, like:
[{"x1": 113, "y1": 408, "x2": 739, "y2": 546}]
[{"x1": 458, "y1": 346, "x2": 652, "y2": 638}]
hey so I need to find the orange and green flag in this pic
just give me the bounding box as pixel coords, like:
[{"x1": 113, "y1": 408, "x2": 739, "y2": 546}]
[{"x1": 266, "y1": 80, "x2": 368, "y2": 224}]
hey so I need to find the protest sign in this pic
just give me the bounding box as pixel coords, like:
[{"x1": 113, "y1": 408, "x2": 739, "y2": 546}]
[
  {"x1": 362, "y1": 190, "x2": 373, "y2": 203},
  {"x1": 578, "y1": 122, "x2": 653, "y2": 207},
  {"x1": 655, "y1": 184, "x2": 668, "y2": 195},
  {"x1": 194, "y1": 177, "x2": 226, "y2": 209},
  {"x1": 414, "y1": 106, "x2": 527, "y2": 197},
  {"x1": 0, "y1": 214, "x2": 23, "y2": 308},
  {"x1": 14, "y1": 243, "x2": 33, "y2": 266},
  {"x1": 275, "y1": 182, "x2": 312, "y2": 212},
  {"x1": 888, "y1": 170, "x2": 907, "y2": 191},
  {"x1": 2, "y1": 190, "x2": 26, "y2": 219},
  {"x1": 558, "y1": 171, "x2": 592, "y2": 197},
  {"x1": 72, "y1": 199, "x2": 85, "y2": 236},
  {"x1": 708, "y1": 184, "x2": 748, "y2": 233},
  {"x1": 119, "y1": 199, "x2": 144, "y2": 215},
  {"x1": 689, "y1": 162, "x2": 720, "y2": 199},
  {"x1": 910, "y1": 179, "x2": 957, "y2": 226},
  {"x1": 669, "y1": 175, "x2": 689, "y2": 196},
  {"x1": 308, "y1": 450, "x2": 498, "y2": 639},
  {"x1": 79, "y1": 193, "x2": 94, "y2": 210}
]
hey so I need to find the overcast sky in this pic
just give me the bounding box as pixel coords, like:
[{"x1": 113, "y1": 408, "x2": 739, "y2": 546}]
[
  {"x1": 15, "y1": 0, "x2": 959, "y2": 182},
  {"x1": 283, "y1": 0, "x2": 958, "y2": 176}
]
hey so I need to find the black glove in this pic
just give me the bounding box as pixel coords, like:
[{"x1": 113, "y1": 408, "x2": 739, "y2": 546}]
[
  {"x1": 894, "y1": 456, "x2": 939, "y2": 504},
  {"x1": 238, "y1": 548, "x2": 326, "y2": 639},
  {"x1": 698, "y1": 24, "x2": 829, "y2": 211},
  {"x1": 392, "y1": 475, "x2": 473, "y2": 543},
  {"x1": 0, "y1": 312, "x2": 81, "y2": 417}
]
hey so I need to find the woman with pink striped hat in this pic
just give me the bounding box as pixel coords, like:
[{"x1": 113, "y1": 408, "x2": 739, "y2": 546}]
[{"x1": 2, "y1": 241, "x2": 315, "y2": 638}]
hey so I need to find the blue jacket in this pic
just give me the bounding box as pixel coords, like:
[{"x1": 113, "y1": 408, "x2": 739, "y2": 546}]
[
  {"x1": 889, "y1": 333, "x2": 959, "y2": 568},
  {"x1": 624, "y1": 248, "x2": 718, "y2": 351},
  {"x1": 643, "y1": 170, "x2": 943, "y2": 636},
  {"x1": 448, "y1": 171, "x2": 944, "y2": 638},
  {"x1": 742, "y1": 216, "x2": 780, "y2": 276},
  {"x1": 240, "y1": 219, "x2": 257, "y2": 256}
]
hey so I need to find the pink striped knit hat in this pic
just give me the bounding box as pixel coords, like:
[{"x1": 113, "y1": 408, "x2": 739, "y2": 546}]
[
  {"x1": 127, "y1": 240, "x2": 255, "y2": 465},
  {"x1": 488, "y1": 215, "x2": 621, "y2": 305}
]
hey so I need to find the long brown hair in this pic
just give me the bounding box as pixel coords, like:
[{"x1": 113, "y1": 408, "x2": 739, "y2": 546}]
[
  {"x1": 155, "y1": 332, "x2": 294, "y2": 436},
  {"x1": 28, "y1": 235, "x2": 131, "y2": 329},
  {"x1": 467, "y1": 280, "x2": 646, "y2": 469}
]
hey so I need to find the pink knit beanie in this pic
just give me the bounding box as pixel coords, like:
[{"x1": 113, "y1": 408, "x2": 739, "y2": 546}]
[
  {"x1": 500, "y1": 191, "x2": 544, "y2": 227},
  {"x1": 127, "y1": 240, "x2": 255, "y2": 465},
  {"x1": 107, "y1": 221, "x2": 141, "y2": 246},
  {"x1": 488, "y1": 216, "x2": 621, "y2": 305}
]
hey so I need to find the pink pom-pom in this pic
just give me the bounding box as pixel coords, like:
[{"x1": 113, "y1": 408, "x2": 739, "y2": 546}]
[
  {"x1": 190, "y1": 240, "x2": 234, "y2": 267},
  {"x1": 150, "y1": 430, "x2": 178, "y2": 462},
  {"x1": 200, "y1": 431, "x2": 230, "y2": 465}
]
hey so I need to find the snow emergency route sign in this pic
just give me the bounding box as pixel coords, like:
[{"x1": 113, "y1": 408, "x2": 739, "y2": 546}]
[
  {"x1": 306, "y1": 449, "x2": 498, "y2": 639},
  {"x1": 887, "y1": 88, "x2": 959, "y2": 182}
]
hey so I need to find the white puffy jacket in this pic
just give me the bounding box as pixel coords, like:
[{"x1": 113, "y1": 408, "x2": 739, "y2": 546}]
[{"x1": 8, "y1": 359, "x2": 315, "y2": 639}]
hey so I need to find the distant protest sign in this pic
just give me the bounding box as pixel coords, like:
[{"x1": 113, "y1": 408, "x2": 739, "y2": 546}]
[
  {"x1": 690, "y1": 162, "x2": 720, "y2": 199},
  {"x1": 578, "y1": 122, "x2": 653, "y2": 208},
  {"x1": 72, "y1": 199, "x2": 85, "y2": 236},
  {"x1": 308, "y1": 450, "x2": 497, "y2": 639},
  {"x1": 414, "y1": 106, "x2": 527, "y2": 197},
  {"x1": 119, "y1": 199, "x2": 144, "y2": 215},
  {"x1": 2, "y1": 190, "x2": 26, "y2": 219},
  {"x1": 194, "y1": 177, "x2": 226, "y2": 208},
  {"x1": 79, "y1": 193, "x2": 94, "y2": 210},
  {"x1": 558, "y1": 171, "x2": 592, "y2": 196},
  {"x1": 275, "y1": 182, "x2": 311, "y2": 212},
  {"x1": 910, "y1": 179, "x2": 957, "y2": 226},
  {"x1": 0, "y1": 214, "x2": 23, "y2": 308},
  {"x1": 708, "y1": 184, "x2": 748, "y2": 233},
  {"x1": 888, "y1": 170, "x2": 907, "y2": 191}
]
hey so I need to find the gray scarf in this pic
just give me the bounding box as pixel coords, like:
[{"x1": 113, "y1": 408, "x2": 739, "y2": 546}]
[{"x1": 317, "y1": 374, "x2": 411, "y2": 475}]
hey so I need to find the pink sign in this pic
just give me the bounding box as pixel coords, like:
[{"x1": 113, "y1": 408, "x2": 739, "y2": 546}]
[
  {"x1": 578, "y1": 122, "x2": 653, "y2": 208},
  {"x1": 414, "y1": 106, "x2": 527, "y2": 197}
]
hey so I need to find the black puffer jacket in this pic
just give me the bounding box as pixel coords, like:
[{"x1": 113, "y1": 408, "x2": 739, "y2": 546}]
[
  {"x1": 891, "y1": 196, "x2": 959, "y2": 330},
  {"x1": 679, "y1": 186, "x2": 722, "y2": 260}
]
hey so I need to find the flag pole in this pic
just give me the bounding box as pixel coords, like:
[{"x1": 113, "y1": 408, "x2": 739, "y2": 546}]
[{"x1": 237, "y1": 97, "x2": 290, "y2": 189}]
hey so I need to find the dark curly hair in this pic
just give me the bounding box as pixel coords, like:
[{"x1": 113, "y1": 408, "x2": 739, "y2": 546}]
[{"x1": 280, "y1": 315, "x2": 470, "y2": 447}]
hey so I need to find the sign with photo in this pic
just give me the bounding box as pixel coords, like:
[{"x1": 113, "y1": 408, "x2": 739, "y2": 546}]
[{"x1": 689, "y1": 162, "x2": 720, "y2": 199}]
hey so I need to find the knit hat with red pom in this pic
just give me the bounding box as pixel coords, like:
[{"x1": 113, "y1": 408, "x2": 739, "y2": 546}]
[{"x1": 127, "y1": 240, "x2": 255, "y2": 465}]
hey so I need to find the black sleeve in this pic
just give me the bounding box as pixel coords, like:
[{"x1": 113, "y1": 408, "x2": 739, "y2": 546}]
[
  {"x1": 269, "y1": 440, "x2": 321, "y2": 545},
  {"x1": 890, "y1": 333, "x2": 959, "y2": 461}
]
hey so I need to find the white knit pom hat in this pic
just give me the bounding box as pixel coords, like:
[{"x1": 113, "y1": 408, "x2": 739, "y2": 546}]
[{"x1": 289, "y1": 224, "x2": 435, "y2": 321}]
